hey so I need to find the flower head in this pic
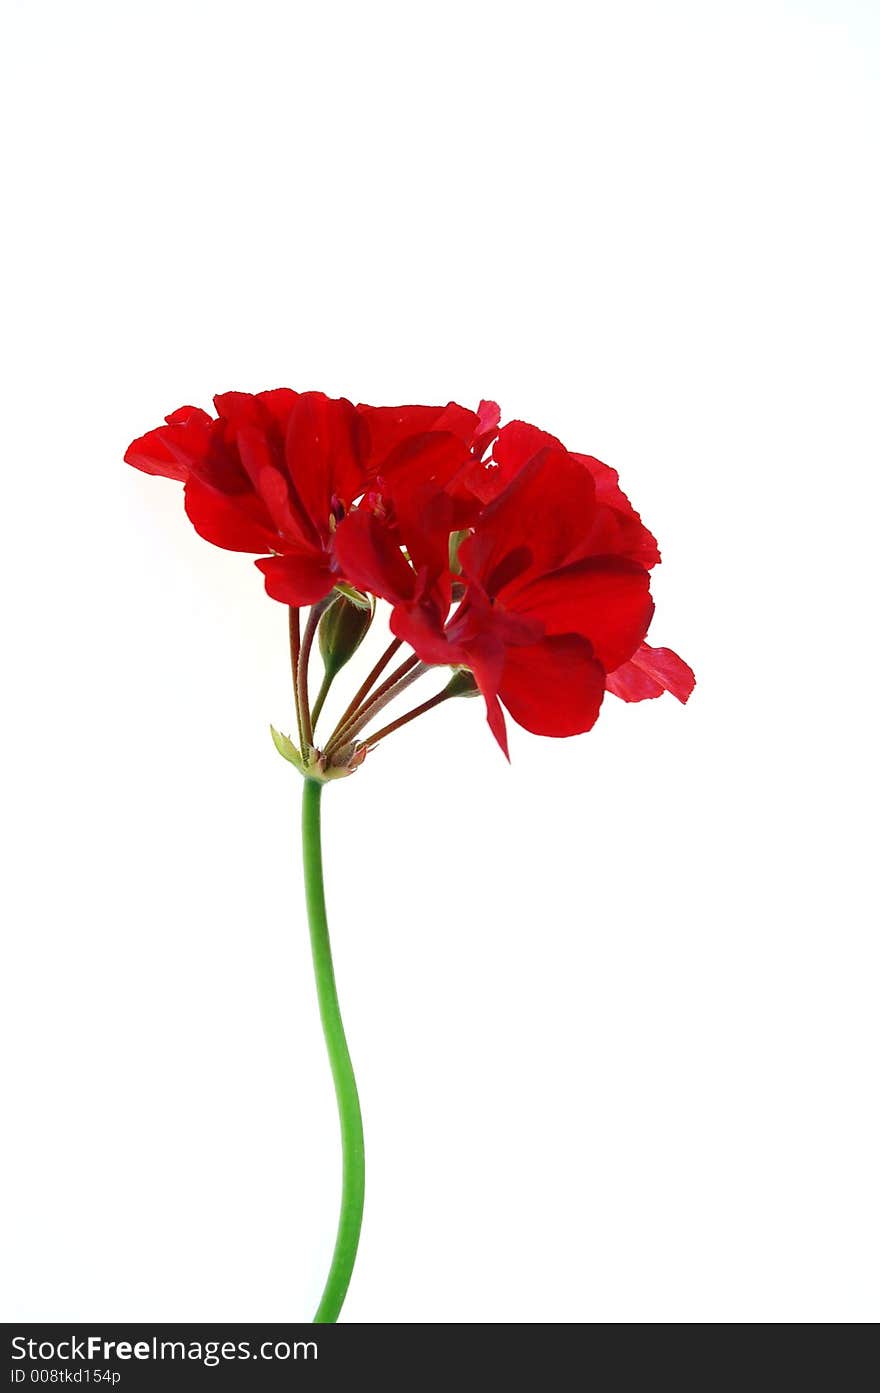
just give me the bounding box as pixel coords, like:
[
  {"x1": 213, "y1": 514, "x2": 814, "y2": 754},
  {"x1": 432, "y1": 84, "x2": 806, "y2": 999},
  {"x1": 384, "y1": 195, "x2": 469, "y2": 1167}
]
[{"x1": 127, "y1": 389, "x2": 693, "y2": 759}]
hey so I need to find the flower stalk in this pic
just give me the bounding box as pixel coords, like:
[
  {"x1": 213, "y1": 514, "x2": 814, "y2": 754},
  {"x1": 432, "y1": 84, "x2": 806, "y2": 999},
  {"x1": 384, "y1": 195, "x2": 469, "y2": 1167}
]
[
  {"x1": 360, "y1": 669, "x2": 478, "y2": 748},
  {"x1": 289, "y1": 608, "x2": 305, "y2": 750},
  {"x1": 325, "y1": 654, "x2": 426, "y2": 755},
  {"x1": 329, "y1": 635, "x2": 403, "y2": 742},
  {"x1": 309, "y1": 671, "x2": 334, "y2": 731},
  {"x1": 296, "y1": 598, "x2": 332, "y2": 751},
  {"x1": 301, "y1": 776, "x2": 365, "y2": 1323}
]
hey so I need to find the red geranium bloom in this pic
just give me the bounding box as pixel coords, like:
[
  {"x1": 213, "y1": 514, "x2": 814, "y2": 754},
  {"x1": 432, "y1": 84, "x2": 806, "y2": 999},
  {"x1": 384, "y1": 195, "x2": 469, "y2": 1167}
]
[
  {"x1": 127, "y1": 389, "x2": 693, "y2": 757},
  {"x1": 337, "y1": 444, "x2": 661, "y2": 754},
  {"x1": 125, "y1": 390, "x2": 497, "y2": 607},
  {"x1": 466, "y1": 421, "x2": 695, "y2": 712},
  {"x1": 462, "y1": 420, "x2": 695, "y2": 710},
  {"x1": 126, "y1": 389, "x2": 365, "y2": 603}
]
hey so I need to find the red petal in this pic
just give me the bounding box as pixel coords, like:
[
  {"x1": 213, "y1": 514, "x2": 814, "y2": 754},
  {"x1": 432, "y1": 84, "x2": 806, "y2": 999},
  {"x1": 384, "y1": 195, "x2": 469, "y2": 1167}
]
[
  {"x1": 213, "y1": 391, "x2": 268, "y2": 427},
  {"x1": 213, "y1": 388, "x2": 299, "y2": 437},
  {"x1": 359, "y1": 405, "x2": 457, "y2": 470},
  {"x1": 285, "y1": 392, "x2": 367, "y2": 537},
  {"x1": 499, "y1": 634, "x2": 606, "y2": 737},
  {"x1": 573, "y1": 453, "x2": 632, "y2": 510},
  {"x1": 463, "y1": 419, "x2": 562, "y2": 504},
  {"x1": 124, "y1": 406, "x2": 213, "y2": 482},
  {"x1": 572, "y1": 453, "x2": 661, "y2": 567},
  {"x1": 483, "y1": 692, "x2": 509, "y2": 759},
  {"x1": 382, "y1": 430, "x2": 471, "y2": 495},
  {"x1": 474, "y1": 398, "x2": 501, "y2": 445},
  {"x1": 333, "y1": 510, "x2": 417, "y2": 605},
  {"x1": 389, "y1": 601, "x2": 463, "y2": 667},
  {"x1": 183, "y1": 477, "x2": 279, "y2": 553},
  {"x1": 507, "y1": 557, "x2": 654, "y2": 673},
  {"x1": 494, "y1": 419, "x2": 563, "y2": 469},
  {"x1": 255, "y1": 388, "x2": 300, "y2": 431},
  {"x1": 358, "y1": 401, "x2": 480, "y2": 473},
  {"x1": 166, "y1": 406, "x2": 212, "y2": 426},
  {"x1": 460, "y1": 449, "x2": 597, "y2": 589},
  {"x1": 255, "y1": 552, "x2": 335, "y2": 606},
  {"x1": 459, "y1": 459, "x2": 504, "y2": 505},
  {"x1": 451, "y1": 585, "x2": 543, "y2": 648},
  {"x1": 432, "y1": 402, "x2": 482, "y2": 442},
  {"x1": 606, "y1": 643, "x2": 695, "y2": 703},
  {"x1": 381, "y1": 431, "x2": 471, "y2": 578},
  {"x1": 236, "y1": 425, "x2": 313, "y2": 544},
  {"x1": 459, "y1": 633, "x2": 509, "y2": 759},
  {"x1": 567, "y1": 503, "x2": 659, "y2": 569}
]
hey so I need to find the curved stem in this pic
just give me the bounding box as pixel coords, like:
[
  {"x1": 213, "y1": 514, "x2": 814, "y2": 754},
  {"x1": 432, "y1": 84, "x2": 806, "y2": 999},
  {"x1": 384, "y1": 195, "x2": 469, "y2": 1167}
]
[{"x1": 301, "y1": 778, "x2": 365, "y2": 1324}]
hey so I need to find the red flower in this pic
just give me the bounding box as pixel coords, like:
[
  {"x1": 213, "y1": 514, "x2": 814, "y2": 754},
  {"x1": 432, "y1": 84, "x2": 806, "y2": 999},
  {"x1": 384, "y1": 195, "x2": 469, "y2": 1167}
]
[
  {"x1": 127, "y1": 389, "x2": 692, "y2": 756},
  {"x1": 126, "y1": 390, "x2": 364, "y2": 603},
  {"x1": 125, "y1": 391, "x2": 495, "y2": 606},
  {"x1": 337, "y1": 445, "x2": 663, "y2": 755}
]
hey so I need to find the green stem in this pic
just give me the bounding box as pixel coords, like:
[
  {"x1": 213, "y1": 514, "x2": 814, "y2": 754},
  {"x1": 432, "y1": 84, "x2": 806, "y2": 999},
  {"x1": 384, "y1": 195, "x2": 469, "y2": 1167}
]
[
  {"x1": 301, "y1": 778, "x2": 365, "y2": 1324},
  {"x1": 310, "y1": 671, "x2": 333, "y2": 732}
]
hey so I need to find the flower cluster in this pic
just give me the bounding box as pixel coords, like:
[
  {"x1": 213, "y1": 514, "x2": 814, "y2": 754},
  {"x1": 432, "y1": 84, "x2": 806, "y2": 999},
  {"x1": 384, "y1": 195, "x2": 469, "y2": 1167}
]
[{"x1": 126, "y1": 389, "x2": 693, "y2": 761}]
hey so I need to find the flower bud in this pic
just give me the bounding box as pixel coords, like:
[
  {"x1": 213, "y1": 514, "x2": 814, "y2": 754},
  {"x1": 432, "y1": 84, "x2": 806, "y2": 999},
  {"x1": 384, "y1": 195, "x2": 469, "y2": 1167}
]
[
  {"x1": 444, "y1": 667, "x2": 479, "y2": 698},
  {"x1": 318, "y1": 592, "x2": 374, "y2": 679}
]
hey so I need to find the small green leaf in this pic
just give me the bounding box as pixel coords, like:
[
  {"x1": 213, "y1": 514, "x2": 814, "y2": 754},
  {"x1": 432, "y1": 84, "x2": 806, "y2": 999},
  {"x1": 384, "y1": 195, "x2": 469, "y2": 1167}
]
[{"x1": 270, "y1": 725, "x2": 307, "y2": 773}]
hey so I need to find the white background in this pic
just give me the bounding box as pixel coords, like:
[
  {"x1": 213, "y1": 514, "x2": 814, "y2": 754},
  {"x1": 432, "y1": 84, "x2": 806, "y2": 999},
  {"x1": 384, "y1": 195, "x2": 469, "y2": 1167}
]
[{"x1": 1, "y1": 0, "x2": 877, "y2": 1324}]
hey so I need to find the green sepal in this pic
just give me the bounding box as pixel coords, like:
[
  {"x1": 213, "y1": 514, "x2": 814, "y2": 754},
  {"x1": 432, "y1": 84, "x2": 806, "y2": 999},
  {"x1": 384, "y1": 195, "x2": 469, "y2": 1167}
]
[
  {"x1": 444, "y1": 667, "x2": 479, "y2": 698},
  {"x1": 332, "y1": 581, "x2": 372, "y2": 611}
]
